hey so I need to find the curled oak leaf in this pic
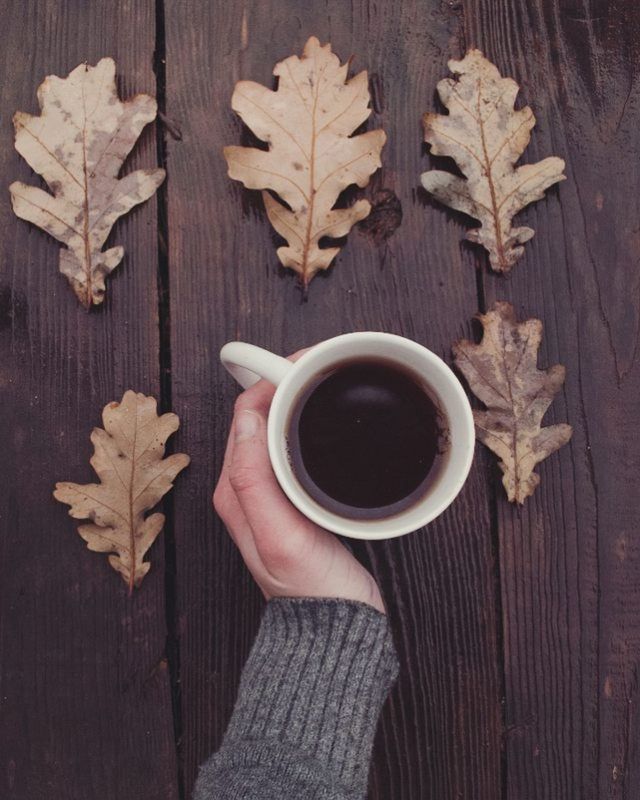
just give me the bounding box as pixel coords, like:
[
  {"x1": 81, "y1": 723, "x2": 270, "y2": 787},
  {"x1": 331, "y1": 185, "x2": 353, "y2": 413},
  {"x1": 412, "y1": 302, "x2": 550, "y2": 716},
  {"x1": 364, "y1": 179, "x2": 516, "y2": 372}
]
[
  {"x1": 224, "y1": 36, "x2": 386, "y2": 290},
  {"x1": 453, "y1": 301, "x2": 572, "y2": 503},
  {"x1": 421, "y1": 50, "x2": 565, "y2": 272},
  {"x1": 54, "y1": 391, "x2": 189, "y2": 592},
  {"x1": 10, "y1": 58, "x2": 165, "y2": 308}
]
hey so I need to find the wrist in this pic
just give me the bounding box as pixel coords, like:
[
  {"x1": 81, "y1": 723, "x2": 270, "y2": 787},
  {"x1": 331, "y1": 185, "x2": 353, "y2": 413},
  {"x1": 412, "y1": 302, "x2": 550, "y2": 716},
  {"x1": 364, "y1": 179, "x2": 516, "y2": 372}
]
[{"x1": 264, "y1": 581, "x2": 386, "y2": 614}]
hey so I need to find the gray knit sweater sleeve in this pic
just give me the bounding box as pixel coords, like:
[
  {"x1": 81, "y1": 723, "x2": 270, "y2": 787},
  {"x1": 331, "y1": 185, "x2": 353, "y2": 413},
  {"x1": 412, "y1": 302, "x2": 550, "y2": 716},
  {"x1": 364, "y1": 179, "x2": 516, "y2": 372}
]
[{"x1": 192, "y1": 597, "x2": 399, "y2": 800}]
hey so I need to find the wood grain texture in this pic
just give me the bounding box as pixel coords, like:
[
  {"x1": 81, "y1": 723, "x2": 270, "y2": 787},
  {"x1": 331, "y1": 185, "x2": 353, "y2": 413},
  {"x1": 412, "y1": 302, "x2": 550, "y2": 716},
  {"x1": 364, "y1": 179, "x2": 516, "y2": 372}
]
[
  {"x1": 460, "y1": 1, "x2": 640, "y2": 798},
  {"x1": 163, "y1": 1, "x2": 502, "y2": 797},
  {"x1": 2, "y1": 2, "x2": 638, "y2": 799},
  {"x1": 0, "y1": 2, "x2": 178, "y2": 799}
]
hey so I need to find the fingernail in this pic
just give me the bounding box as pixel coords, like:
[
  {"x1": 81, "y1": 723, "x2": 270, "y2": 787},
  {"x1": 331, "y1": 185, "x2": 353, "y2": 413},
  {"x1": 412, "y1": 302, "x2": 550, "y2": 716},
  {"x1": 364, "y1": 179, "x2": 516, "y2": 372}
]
[{"x1": 235, "y1": 410, "x2": 260, "y2": 441}]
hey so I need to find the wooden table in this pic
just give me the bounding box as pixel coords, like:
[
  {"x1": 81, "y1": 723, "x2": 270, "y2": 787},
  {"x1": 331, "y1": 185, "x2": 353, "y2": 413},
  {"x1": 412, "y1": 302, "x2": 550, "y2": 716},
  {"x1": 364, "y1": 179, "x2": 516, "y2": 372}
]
[{"x1": 1, "y1": 1, "x2": 638, "y2": 798}]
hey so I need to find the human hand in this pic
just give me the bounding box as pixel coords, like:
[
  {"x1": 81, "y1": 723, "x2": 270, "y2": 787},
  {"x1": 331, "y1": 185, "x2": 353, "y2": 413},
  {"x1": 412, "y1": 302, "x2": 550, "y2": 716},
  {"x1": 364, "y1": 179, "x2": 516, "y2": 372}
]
[{"x1": 213, "y1": 353, "x2": 386, "y2": 614}]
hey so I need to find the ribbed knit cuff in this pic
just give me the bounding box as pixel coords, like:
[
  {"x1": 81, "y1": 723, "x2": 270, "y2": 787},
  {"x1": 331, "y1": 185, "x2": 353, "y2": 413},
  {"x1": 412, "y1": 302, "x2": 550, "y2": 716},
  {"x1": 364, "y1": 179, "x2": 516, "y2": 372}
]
[{"x1": 218, "y1": 597, "x2": 399, "y2": 794}]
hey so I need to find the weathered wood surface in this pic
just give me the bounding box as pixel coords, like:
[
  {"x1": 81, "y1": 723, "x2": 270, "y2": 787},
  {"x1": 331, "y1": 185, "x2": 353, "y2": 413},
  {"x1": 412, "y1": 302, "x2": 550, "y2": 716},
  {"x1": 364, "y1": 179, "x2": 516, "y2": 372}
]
[
  {"x1": 0, "y1": 2, "x2": 178, "y2": 799},
  {"x1": 1, "y1": 1, "x2": 639, "y2": 799},
  {"x1": 463, "y1": 2, "x2": 640, "y2": 797},
  {"x1": 164, "y1": 2, "x2": 501, "y2": 798}
]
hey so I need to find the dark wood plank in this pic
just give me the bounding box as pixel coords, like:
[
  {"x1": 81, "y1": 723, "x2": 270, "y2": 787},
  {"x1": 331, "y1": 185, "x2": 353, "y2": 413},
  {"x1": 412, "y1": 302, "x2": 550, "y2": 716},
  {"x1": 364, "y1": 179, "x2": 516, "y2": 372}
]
[
  {"x1": 461, "y1": 1, "x2": 640, "y2": 797},
  {"x1": 0, "y1": 2, "x2": 178, "y2": 798},
  {"x1": 164, "y1": 1, "x2": 502, "y2": 796}
]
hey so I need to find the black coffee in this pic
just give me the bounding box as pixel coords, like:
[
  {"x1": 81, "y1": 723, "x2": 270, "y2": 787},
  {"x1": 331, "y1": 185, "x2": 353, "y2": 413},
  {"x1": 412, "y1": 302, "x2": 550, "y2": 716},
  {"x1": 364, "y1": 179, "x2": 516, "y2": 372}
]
[{"x1": 287, "y1": 359, "x2": 446, "y2": 519}]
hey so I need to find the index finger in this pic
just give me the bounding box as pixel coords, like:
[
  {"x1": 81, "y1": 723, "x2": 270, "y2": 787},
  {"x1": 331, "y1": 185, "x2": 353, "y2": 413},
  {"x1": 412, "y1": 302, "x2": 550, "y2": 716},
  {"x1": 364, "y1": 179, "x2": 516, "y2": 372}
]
[{"x1": 232, "y1": 346, "x2": 313, "y2": 414}]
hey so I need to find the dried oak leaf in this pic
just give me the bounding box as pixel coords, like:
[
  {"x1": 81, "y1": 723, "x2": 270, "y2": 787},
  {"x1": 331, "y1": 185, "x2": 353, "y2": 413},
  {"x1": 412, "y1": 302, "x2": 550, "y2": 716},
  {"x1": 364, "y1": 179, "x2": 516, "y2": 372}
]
[
  {"x1": 54, "y1": 391, "x2": 189, "y2": 591},
  {"x1": 453, "y1": 302, "x2": 572, "y2": 503},
  {"x1": 10, "y1": 58, "x2": 165, "y2": 308},
  {"x1": 224, "y1": 36, "x2": 386, "y2": 289},
  {"x1": 421, "y1": 50, "x2": 565, "y2": 272}
]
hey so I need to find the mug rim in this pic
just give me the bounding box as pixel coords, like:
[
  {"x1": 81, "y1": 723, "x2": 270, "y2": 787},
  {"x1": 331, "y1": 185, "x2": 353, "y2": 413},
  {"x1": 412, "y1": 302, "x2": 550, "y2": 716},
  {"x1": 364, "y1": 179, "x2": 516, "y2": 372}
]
[{"x1": 267, "y1": 331, "x2": 475, "y2": 539}]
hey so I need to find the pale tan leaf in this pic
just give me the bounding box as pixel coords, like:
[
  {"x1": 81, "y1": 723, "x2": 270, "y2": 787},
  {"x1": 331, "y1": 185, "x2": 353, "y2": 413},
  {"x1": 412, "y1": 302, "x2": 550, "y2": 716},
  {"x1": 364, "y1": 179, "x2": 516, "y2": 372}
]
[
  {"x1": 10, "y1": 58, "x2": 165, "y2": 307},
  {"x1": 54, "y1": 391, "x2": 189, "y2": 591},
  {"x1": 421, "y1": 49, "x2": 565, "y2": 272},
  {"x1": 453, "y1": 302, "x2": 572, "y2": 503},
  {"x1": 223, "y1": 36, "x2": 386, "y2": 288}
]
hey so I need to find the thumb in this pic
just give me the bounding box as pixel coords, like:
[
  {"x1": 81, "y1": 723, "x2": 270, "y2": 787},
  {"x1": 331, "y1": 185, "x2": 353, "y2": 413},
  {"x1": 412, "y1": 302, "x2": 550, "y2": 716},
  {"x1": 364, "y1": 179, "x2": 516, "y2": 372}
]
[{"x1": 229, "y1": 408, "x2": 311, "y2": 546}]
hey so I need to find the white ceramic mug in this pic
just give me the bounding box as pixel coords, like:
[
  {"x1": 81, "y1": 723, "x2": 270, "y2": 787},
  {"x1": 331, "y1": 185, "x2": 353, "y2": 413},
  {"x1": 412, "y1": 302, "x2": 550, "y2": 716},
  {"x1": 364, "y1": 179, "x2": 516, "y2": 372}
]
[{"x1": 220, "y1": 332, "x2": 475, "y2": 540}]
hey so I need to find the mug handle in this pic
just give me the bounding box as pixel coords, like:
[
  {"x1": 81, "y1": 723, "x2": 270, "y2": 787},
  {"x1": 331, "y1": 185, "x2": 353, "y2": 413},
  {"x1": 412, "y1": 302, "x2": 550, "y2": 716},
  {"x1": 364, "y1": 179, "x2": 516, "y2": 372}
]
[{"x1": 220, "y1": 342, "x2": 293, "y2": 389}]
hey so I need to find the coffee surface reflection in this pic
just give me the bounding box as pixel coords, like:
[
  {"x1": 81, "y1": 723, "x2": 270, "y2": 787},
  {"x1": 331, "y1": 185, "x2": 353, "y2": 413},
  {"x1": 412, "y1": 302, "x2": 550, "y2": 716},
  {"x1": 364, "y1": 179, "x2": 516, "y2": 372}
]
[{"x1": 287, "y1": 359, "x2": 448, "y2": 520}]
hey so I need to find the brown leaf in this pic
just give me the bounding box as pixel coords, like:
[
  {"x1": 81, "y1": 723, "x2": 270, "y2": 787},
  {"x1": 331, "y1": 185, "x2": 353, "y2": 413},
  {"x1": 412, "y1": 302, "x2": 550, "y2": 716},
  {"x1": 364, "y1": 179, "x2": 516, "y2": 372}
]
[
  {"x1": 421, "y1": 50, "x2": 565, "y2": 272},
  {"x1": 54, "y1": 391, "x2": 189, "y2": 591},
  {"x1": 224, "y1": 36, "x2": 386, "y2": 289},
  {"x1": 453, "y1": 302, "x2": 572, "y2": 503},
  {"x1": 10, "y1": 58, "x2": 165, "y2": 308}
]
